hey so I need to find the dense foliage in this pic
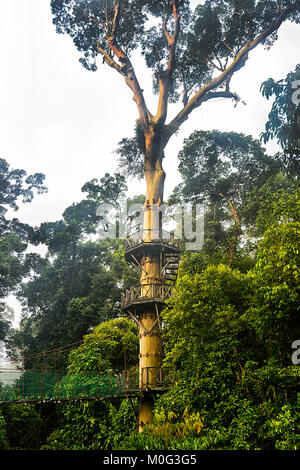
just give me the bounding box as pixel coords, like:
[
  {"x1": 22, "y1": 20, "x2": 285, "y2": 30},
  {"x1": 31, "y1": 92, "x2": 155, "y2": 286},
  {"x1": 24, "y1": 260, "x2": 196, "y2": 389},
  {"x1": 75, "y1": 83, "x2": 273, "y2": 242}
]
[
  {"x1": 261, "y1": 64, "x2": 300, "y2": 174},
  {"x1": 6, "y1": 174, "x2": 139, "y2": 368},
  {"x1": 0, "y1": 159, "x2": 47, "y2": 449},
  {"x1": 0, "y1": 158, "x2": 46, "y2": 339},
  {"x1": 169, "y1": 130, "x2": 284, "y2": 265},
  {"x1": 117, "y1": 222, "x2": 300, "y2": 450},
  {"x1": 41, "y1": 318, "x2": 139, "y2": 451},
  {"x1": 1, "y1": 136, "x2": 299, "y2": 449},
  {"x1": 0, "y1": 1, "x2": 299, "y2": 449},
  {"x1": 50, "y1": 0, "x2": 300, "y2": 190},
  {"x1": 50, "y1": 1, "x2": 300, "y2": 97}
]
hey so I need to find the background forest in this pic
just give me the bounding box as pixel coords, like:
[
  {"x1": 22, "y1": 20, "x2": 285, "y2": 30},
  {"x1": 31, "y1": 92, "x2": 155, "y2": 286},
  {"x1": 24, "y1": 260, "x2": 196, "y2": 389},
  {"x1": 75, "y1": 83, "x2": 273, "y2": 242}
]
[
  {"x1": 0, "y1": 0, "x2": 300, "y2": 451},
  {"x1": 0, "y1": 62, "x2": 299, "y2": 450}
]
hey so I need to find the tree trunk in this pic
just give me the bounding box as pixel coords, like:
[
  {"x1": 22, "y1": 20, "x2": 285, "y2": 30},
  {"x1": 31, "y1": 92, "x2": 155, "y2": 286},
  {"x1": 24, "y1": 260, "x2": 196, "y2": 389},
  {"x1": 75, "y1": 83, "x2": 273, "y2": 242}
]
[
  {"x1": 138, "y1": 131, "x2": 165, "y2": 431},
  {"x1": 219, "y1": 194, "x2": 240, "y2": 266}
]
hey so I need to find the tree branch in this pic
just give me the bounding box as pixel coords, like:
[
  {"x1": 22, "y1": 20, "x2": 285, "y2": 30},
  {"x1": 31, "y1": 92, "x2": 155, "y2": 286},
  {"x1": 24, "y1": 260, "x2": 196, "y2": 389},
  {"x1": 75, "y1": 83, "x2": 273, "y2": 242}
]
[
  {"x1": 95, "y1": 1, "x2": 150, "y2": 131},
  {"x1": 154, "y1": 0, "x2": 180, "y2": 127},
  {"x1": 107, "y1": 40, "x2": 151, "y2": 131},
  {"x1": 110, "y1": 0, "x2": 123, "y2": 42},
  {"x1": 162, "y1": 14, "x2": 172, "y2": 45},
  {"x1": 96, "y1": 41, "x2": 124, "y2": 75},
  {"x1": 207, "y1": 60, "x2": 224, "y2": 72},
  {"x1": 165, "y1": 3, "x2": 298, "y2": 141},
  {"x1": 79, "y1": 6, "x2": 108, "y2": 35}
]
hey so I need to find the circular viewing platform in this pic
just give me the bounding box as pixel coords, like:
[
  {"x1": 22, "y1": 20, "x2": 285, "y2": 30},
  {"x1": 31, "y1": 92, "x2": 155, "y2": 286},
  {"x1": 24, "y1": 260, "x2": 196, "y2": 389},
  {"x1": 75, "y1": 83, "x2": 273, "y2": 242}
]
[
  {"x1": 121, "y1": 283, "x2": 174, "y2": 311},
  {"x1": 124, "y1": 229, "x2": 180, "y2": 263}
]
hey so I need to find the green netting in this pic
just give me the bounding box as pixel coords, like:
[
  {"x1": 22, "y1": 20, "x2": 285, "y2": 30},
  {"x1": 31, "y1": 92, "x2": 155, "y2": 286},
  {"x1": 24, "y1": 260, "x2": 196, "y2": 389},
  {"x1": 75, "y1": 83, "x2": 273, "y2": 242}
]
[
  {"x1": 0, "y1": 367, "x2": 175, "y2": 403},
  {"x1": 0, "y1": 370, "x2": 138, "y2": 403}
]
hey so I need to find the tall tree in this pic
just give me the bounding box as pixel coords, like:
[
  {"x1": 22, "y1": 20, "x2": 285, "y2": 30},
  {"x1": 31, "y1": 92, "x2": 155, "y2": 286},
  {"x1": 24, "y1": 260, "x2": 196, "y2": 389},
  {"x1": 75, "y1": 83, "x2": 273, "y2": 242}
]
[
  {"x1": 0, "y1": 158, "x2": 47, "y2": 350},
  {"x1": 0, "y1": 158, "x2": 47, "y2": 297},
  {"x1": 50, "y1": 0, "x2": 300, "y2": 427},
  {"x1": 50, "y1": 0, "x2": 300, "y2": 203},
  {"x1": 8, "y1": 174, "x2": 140, "y2": 366},
  {"x1": 10, "y1": 209, "x2": 138, "y2": 367}
]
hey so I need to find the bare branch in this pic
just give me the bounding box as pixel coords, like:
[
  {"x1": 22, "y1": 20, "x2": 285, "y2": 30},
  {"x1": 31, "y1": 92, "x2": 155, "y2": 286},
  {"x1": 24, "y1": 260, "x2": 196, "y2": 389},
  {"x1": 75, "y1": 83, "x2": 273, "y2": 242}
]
[
  {"x1": 154, "y1": 0, "x2": 181, "y2": 126},
  {"x1": 207, "y1": 60, "x2": 224, "y2": 72},
  {"x1": 216, "y1": 57, "x2": 225, "y2": 71},
  {"x1": 165, "y1": 0, "x2": 180, "y2": 76},
  {"x1": 105, "y1": 2, "x2": 109, "y2": 32},
  {"x1": 96, "y1": 41, "x2": 124, "y2": 75},
  {"x1": 106, "y1": 38, "x2": 150, "y2": 131},
  {"x1": 182, "y1": 77, "x2": 189, "y2": 106},
  {"x1": 110, "y1": 0, "x2": 123, "y2": 42},
  {"x1": 90, "y1": 1, "x2": 150, "y2": 130},
  {"x1": 162, "y1": 14, "x2": 172, "y2": 44},
  {"x1": 222, "y1": 41, "x2": 235, "y2": 54},
  {"x1": 79, "y1": 7, "x2": 107, "y2": 34}
]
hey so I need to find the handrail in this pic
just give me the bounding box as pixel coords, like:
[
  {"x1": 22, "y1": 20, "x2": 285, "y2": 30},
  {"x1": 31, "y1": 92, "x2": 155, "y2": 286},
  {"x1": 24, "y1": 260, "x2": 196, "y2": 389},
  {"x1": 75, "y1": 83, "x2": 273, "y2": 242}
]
[
  {"x1": 140, "y1": 367, "x2": 175, "y2": 389},
  {"x1": 0, "y1": 367, "x2": 175, "y2": 403},
  {"x1": 121, "y1": 283, "x2": 174, "y2": 308},
  {"x1": 125, "y1": 229, "x2": 180, "y2": 250}
]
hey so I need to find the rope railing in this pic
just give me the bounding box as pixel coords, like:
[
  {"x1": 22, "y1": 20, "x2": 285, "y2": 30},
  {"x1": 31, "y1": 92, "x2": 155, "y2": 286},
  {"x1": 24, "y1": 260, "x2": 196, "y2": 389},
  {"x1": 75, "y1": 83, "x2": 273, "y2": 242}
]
[
  {"x1": 0, "y1": 340, "x2": 84, "y2": 373},
  {"x1": 0, "y1": 367, "x2": 174, "y2": 404}
]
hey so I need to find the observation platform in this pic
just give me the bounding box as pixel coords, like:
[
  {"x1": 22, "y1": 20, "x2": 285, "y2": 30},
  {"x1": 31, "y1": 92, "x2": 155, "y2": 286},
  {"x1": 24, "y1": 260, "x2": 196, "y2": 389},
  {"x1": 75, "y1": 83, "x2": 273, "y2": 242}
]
[
  {"x1": 124, "y1": 229, "x2": 180, "y2": 265},
  {"x1": 121, "y1": 283, "x2": 174, "y2": 311}
]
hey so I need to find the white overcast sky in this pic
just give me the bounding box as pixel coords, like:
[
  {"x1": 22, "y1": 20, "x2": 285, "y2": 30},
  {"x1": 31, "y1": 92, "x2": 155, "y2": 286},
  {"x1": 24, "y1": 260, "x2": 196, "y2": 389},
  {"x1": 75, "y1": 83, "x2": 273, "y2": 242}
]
[{"x1": 0, "y1": 1, "x2": 299, "y2": 325}]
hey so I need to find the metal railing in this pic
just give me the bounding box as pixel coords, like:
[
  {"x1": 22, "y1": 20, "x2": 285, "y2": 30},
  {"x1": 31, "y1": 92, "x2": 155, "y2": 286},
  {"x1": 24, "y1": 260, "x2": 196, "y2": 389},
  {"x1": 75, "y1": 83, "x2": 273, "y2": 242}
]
[
  {"x1": 140, "y1": 367, "x2": 175, "y2": 389},
  {"x1": 121, "y1": 283, "x2": 174, "y2": 308},
  {"x1": 119, "y1": 367, "x2": 175, "y2": 390},
  {"x1": 125, "y1": 229, "x2": 180, "y2": 250}
]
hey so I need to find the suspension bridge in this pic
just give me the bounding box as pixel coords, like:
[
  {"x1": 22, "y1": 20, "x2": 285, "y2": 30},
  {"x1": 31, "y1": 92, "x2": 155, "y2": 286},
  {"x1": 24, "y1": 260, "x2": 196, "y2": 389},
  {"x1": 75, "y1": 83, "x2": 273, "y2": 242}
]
[
  {"x1": 0, "y1": 340, "x2": 175, "y2": 405},
  {"x1": 0, "y1": 228, "x2": 181, "y2": 411}
]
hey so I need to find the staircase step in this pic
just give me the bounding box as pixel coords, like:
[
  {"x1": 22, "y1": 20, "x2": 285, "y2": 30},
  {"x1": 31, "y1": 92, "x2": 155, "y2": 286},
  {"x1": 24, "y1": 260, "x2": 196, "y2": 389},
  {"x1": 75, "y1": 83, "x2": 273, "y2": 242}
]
[{"x1": 162, "y1": 252, "x2": 180, "y2": 285}]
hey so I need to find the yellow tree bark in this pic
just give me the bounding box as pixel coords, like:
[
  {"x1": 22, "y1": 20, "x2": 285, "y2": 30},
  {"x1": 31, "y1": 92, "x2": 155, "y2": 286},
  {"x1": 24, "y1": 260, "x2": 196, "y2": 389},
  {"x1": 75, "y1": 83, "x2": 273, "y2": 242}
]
[{"x1": 138, "y1": 136, "x2": 166, "y2": 431}]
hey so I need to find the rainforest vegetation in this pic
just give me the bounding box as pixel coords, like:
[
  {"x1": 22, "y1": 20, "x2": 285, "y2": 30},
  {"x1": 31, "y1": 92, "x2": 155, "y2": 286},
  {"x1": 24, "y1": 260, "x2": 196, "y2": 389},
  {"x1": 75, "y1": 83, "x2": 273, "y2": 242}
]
[
  {"x1": 0, "y1": 65, "x2": 299, "y2": 449},
  {"x1": 0, "y1": 1, "x2": 299, "y2": 451}
]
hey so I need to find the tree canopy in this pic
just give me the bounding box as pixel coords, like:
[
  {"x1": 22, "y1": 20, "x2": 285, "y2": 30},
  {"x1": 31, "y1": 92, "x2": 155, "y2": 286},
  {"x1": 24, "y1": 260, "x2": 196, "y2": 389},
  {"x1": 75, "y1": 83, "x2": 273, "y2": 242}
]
[
  {"x1": 0, "y1": 158, "x2": 46, "y2": 347},
  {"x1": 6, "y1": 174, "x2": 139, "y2": 367},
  {"x1": 171, "y1": 130, "x2": 280, "y2": 206},
  {"x1": 1, "y1": 1, "x2": 300, "y2": 452},
  {"x1": 51, "y1": 0, "x2": 300, "y2": 145},
  {"x1": 261, "y1": 64, "x2": 300, "y2": 174}
]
